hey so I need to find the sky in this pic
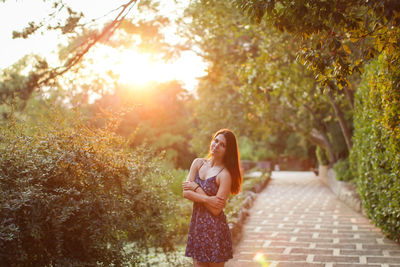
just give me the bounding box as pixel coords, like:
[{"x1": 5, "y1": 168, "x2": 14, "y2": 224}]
[{"x1": 0, "y1": 0, "x2": 206, "y2": 92}]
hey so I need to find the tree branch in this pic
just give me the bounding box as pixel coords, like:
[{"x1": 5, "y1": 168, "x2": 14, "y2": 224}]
[{"x1": 36, "y1": 0, "x2": 138, "y2": 89}]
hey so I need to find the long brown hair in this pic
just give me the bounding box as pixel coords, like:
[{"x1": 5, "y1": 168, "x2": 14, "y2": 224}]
[{"x1": 209, "y1": 129, "x2": 242, "y2": 195}]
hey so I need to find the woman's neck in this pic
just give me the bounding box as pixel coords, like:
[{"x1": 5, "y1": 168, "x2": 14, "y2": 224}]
[{"x1": 209, "y1": 156, "x2": 224, "y2": 167}]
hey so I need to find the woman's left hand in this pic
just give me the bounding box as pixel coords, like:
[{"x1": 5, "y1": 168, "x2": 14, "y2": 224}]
[
  {"x1": 206, "y1": 196, "x2": 226, "y2": 209},
  {"x1": 182, "y1": 181, "x2": 199, "y2": 191}
]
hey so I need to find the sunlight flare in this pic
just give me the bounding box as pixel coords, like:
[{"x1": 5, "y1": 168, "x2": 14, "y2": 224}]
[{"x1": 253, "y1": 252, "x2": 270, "y2": 266}]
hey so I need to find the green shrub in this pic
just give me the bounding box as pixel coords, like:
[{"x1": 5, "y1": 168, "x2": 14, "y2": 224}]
[
  {"x1": 0, "y1": 117, "x2": 178, "y2": 266},
  {"x1": 169, "y1": 169, "x2": 188, "y2": 197},
  {"x1": 167, "y1": 169, "x2": 192, "y2": 244},
  {"x1": 350, "y1": 56, "x2": 400, "y2": 241},
  {"x1": 333, "y1": 158, "x2": 354, "y2": 182}
]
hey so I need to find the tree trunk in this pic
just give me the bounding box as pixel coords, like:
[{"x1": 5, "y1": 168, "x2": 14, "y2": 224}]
[
  {"x1": 344, "y1": 86, "x2": 355, "y2": 109},
  {"x1": 309, "y1": 129, "x2": 337, "y2": 165},
  {"x1": 326, "y1": 87, "x2": 353, "y2": 152},
  {"x1": 302, "y1": 103, "x2": 338, "y2": 165},
  {"x1": 286, "y1": 120, "x2": 337, "y2": 165}
]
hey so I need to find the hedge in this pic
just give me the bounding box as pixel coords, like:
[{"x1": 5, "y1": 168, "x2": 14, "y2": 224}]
[{"x1": 350, "y1": 55, "x2": 400, "y2": 241}]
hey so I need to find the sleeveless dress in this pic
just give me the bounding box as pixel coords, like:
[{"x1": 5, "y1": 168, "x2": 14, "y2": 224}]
[{"x1": 185, "y1": 171, "x2": 233, "y2": 263}]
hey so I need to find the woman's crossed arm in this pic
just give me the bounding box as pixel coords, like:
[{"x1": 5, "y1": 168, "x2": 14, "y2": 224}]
[{"x1": 182, "y1": 159, "x2": 231, "y2": 216}]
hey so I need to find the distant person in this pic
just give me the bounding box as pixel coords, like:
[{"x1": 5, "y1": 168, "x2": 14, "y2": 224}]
[
  {"x1": 183, "y1": 129, "x2": 242, "y2": 266},
  {"x1": 274, "y1": 164, "x2": 280, "y2": 171}
]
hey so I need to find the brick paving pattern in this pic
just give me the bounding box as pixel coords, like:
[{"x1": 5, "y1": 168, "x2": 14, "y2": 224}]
[{"x1": 227, "y1": 172, "x2": 400, "y2": 267}]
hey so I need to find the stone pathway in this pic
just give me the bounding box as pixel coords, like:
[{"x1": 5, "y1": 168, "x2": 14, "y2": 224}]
[{"x1": 227, "y1": 171, "x2": 400, "y2": 267}]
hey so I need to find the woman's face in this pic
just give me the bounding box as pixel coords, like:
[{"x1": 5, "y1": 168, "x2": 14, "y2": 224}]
[{"x1": 210, "y1": 134, "x2": 227, "y2": 159}]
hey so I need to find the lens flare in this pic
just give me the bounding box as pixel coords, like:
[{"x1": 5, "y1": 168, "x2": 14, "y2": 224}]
[{"x1": 253, "y1": 252, "x2": 270, "y2": 266}]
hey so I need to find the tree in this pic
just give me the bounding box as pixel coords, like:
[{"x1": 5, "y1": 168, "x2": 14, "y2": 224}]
[
  {"x1": 0, "y1": 0, "x2": 173, "y2": 111},
  {"x1": 178, "y1": 0, "x2": 256, "y2": 155},
  {"x1": 233, "y1": 0, "x2": 400, "y2": 151},
  {"x1": 236, "y1": 26, "x2": 348, "y2": 164},
  {"x1": 233, "y1": 0, "x2": 400, "y2": 89},
  {"x1": 181, "y1": 0, "x2": 347, "y2": 164}
]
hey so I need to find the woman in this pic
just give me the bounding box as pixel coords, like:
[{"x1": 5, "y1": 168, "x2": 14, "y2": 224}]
[{"x1": 183, "y1": 129, "x2": 242, "y2": 266}]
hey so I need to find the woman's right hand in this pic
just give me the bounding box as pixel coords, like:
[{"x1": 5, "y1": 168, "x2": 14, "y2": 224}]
[
  {"x1": 206, "y1": 196, "x2": 226, "y2": 209},
  {"x1": 182, "y1": 181, "x2": 198, "y2": 191}
]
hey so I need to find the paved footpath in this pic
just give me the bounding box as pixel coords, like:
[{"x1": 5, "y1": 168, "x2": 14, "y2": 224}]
[{"x1": 227, "y1": 171, "x2": 400, "y2": 267}]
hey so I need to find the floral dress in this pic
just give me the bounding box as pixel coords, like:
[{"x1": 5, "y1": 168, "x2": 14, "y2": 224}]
[{"x1": 185, "y1": 171, "x2": 233, "y2": 263}]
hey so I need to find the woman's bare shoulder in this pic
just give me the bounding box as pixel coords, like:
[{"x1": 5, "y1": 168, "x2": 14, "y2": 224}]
[
  {"x1": 218, "y1": 168, "x2": 232, "y2": 182},
  {"x1": 191, "y1": 158, "x2": 207, "y2": 168}
]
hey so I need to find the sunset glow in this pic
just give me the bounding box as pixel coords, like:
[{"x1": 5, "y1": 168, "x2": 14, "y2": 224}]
[
  {"x1": 85, "y1": 45, "x2": 204, "y2": 91},
  {"x1": 116, "y1": 51, "x2": 172, "y2": 85}
]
